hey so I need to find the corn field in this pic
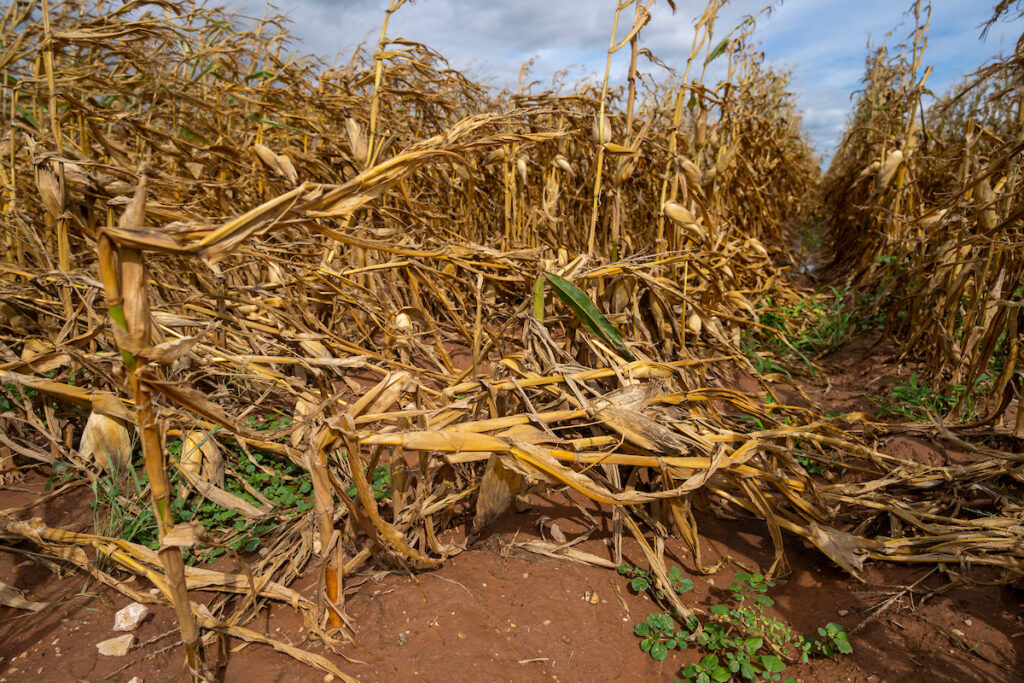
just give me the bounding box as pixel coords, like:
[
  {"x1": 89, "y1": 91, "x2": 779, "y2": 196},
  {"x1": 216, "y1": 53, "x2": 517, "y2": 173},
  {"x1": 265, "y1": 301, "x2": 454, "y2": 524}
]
[{"x1": 0, "y1": 0, "x2": 1021, "y2": 680}]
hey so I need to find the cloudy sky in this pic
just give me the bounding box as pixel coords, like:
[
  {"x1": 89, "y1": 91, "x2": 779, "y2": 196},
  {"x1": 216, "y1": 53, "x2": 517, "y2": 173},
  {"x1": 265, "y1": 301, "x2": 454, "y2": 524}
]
[{"x1": 223, "y1": 0, "x2": 1016, "y2": 160}]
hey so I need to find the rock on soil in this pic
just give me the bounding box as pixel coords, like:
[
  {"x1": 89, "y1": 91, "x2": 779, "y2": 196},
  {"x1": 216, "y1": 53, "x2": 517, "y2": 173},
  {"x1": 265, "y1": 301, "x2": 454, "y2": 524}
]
[
  {"x1": 95, "y1": 634, "x2": 134, "y2": 657},
  {"x1": 113, "y1": 602, "x2": 150, "y2": 632}
]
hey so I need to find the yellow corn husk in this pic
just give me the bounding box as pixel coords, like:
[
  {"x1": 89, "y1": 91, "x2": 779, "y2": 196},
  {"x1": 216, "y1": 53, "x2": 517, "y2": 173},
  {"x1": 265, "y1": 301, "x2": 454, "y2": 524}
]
[
  {"x1": 662, "y1": 200, "x2": 705, "y2": 242},
  {"x1": 554, "y1": 154, "x2": 574, "y2": 176},
  {"x1": 345, "y1": 117, "x2": 369, "y2": 165},
  {"x1": 876, "y1": 149, "x2": 903, "y2": 190},
  {"x1": 79, "y1": 411, "x2": 131, "y2": 474},
  {"x1": 592, "y1": 112, "x2": 612, "y2": 143},
  {"x1": 181, "y1": 429, "x2": 224, "y2": 490}
]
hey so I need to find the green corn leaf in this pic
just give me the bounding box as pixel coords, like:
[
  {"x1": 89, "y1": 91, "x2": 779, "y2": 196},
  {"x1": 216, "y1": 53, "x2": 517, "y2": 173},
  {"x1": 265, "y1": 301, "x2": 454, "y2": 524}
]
[
  {"x1": 16, "y1": 106, "x2": 39, "y2": 128},
  {"x1": 178, "y1": 126, "x2": 210, "y2": 145},
  {"x1": 246, "y1": 113, "x2": 305, "y2": 134},
  {"x1": 533, "y1": 274, "x2": 545, "y2": 320},
  {"x1": 544, "y1": 272, "x2": 633, "y2": 360},
  {"x1": 191, "y1": 61, "x2": 221, "y2": 82},
  {"x1": 705, "y1": 37, "x2": 730, "y2": 64},
  {"x1": 245, "y1": 69, "x2": 276, "y2": 82}
]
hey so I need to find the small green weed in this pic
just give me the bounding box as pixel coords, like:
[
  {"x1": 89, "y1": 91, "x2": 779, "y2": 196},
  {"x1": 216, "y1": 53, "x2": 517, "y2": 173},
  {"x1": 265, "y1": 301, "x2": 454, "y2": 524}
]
[
  {"x1": 90, "y1": 466, "x2": 158, "y2": 564},
  {"x1": 744, "y1": 290, "x2": 842, "y2": 374},
  {"x1": 619, "y1": 565, "x2": 852, "y2": 681},
  {"x1": 796, "y1": 216, "x2": 825, "y2": 254},
  {"x1": 0, "y1": 381, "x2": 36, "y2": 412},
  {"x1": 743, "y1": 286, "x2": 886, "y2": 377},
  {"x1": 793, "y1": 439, "x2": 837, "y2": 475},
  {"x1": 87, "y1": 412, "x2": 398, "y2": 564},
  {"x1": 795, "y1": 455, "x2": 824, "y2": 475},
  {"x1": 344, "y1": 464, "x2": 392, "y2": 500},
  {"x1": 167, "y1": 431, "x2": 315, "y2": 562},
  {"x1": 635, "y1": 612, "x2": 692, "y2": 661},
  {"x1": 872, "y1": 373, "x2": 980, "y2": 422},
  {"x1": 618, "y1": 562, "x2": 694, "y2": 599},
  {"x1": 88, "y1": 413, "x2": 318, "y2": 564},
  {"x1": 815, "y1": 622, "x2": 853, "y2": 658},
  {"x1": 679, "y1": 651, "x2": 786, "y2": 683}
]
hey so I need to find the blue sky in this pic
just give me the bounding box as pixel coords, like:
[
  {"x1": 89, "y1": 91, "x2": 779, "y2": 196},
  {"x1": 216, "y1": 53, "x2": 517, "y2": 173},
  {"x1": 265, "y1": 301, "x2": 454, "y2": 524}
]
[{"x1": 223, "y1": 0, "x2": 1016, "y2": 159}]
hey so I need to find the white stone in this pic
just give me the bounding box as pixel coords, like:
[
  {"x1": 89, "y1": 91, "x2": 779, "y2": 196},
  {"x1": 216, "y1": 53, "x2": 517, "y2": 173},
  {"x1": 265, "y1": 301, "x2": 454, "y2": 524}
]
[
  {"x1": 96, "y1": 634, "x2": 134, "y2": 657},
  {"x1": 127, "y1": 678, "x2": 142, "y2": 683},
  {"x1": 113, "y1": 602, "x2": 150, "y2": 632}
]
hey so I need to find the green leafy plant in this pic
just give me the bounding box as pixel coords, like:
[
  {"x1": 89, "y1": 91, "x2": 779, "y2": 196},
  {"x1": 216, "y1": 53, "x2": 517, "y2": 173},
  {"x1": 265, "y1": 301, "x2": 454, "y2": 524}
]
[
  {"x1": 0, "y1": 381, "x2": 37, "y2": 412},
  {"x1": 90, "y1": 466, "x2": 157, "y2": 564},
  {"x1": 742, "y1": 286, "x2": 885, "y2": 376},
  {"x1": 620, "y1": 566, "x2": 851, "y2": 681},
  {"x1": 678, "y1": 653, "x2": 744, "y2": 683},
  {"x1": 618, "y1": 562, "x2": 694, "y2": 601},
  {"x1": 795, "y1": 455, "x2": 824, "y2": 475},
  {"x1": 872, "y1": 373, "x2": 980, "y2": 422},
  {"x1": 344, "y1": 464, "x2": 392, "y2": 500},
  {"x1": 89, "y1": 420, "x2": 319, "y2": 565},
  {"x1": 635, "y1": 612, "x2": 690, "y2": 661},
  {"x1": 816, "y1": 622, "x2": 853, "y2": 657}
]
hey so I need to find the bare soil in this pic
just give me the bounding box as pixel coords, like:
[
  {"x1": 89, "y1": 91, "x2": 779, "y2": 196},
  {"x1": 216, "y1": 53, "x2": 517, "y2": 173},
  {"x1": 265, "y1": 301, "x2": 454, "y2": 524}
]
[{"x1": 2, "y1": 337, "x2": 1022, "y2": 683}]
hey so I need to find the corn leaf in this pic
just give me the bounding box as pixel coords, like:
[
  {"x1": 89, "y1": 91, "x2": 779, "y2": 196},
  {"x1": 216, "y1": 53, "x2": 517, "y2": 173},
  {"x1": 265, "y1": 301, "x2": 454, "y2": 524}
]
[
  {"x1": 544, "y1": 272, "x2": 632, "y2": 360},
  {"x1": 532, "y1": 274, "x2": 545, "y2": 320},
  {"x1": 705, "y1": 37, "x2": 729, "y2": 65}
]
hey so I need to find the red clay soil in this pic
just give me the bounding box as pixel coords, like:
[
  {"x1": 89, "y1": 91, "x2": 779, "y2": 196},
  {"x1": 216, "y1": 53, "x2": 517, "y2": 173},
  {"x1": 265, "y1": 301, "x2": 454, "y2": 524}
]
[{"x1": 2, "y1": 338, "x2": 1022, "y2": 682}]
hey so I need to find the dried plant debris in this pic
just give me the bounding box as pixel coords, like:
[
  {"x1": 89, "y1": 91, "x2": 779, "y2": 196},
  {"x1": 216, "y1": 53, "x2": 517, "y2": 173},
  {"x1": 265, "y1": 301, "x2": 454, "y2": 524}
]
[{"x1": 0, "y1": 0, "x2": 1021, "y2": 679}]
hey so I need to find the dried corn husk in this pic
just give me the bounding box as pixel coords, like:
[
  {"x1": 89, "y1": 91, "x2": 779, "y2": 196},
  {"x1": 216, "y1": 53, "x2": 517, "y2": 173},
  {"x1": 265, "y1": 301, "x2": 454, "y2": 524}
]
[
  {"x1": 662, "y1": 201, "x2": 705, "y2": 242},
  {"x1": 79, "y1": 412, "x2": 131, "y2": 474}
]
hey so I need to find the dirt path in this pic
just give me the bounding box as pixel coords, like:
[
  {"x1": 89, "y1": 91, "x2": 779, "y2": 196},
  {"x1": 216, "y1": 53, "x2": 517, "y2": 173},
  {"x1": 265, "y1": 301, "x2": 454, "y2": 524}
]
[{"x1": 2, "y1": 339, "x2": 1022, "y2": 682}]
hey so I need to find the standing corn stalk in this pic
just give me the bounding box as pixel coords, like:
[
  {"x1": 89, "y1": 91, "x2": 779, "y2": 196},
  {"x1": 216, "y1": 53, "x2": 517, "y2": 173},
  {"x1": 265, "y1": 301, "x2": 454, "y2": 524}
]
[
  {"x1": 38, "y1": 0, "x2": 72, "y2": 321},
  {"x1": 96, "y1": 175, "x2": 205, "y2": 681},
  {"x1": 587, "y1": 0, "x2": 626, "y2": 257},
  {"x1": 656, "y1": 0, "x2": 723, "y2": 247},
  {"x1": 366, "y1": 0, "x2": 408, "y2": 166}
]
